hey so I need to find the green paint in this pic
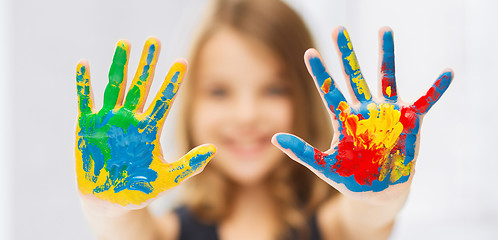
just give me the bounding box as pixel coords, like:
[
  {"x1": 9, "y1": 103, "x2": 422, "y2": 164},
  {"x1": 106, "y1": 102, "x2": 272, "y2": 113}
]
[
  {"x1": 124, "y1": 44, "x2": 156, "y2": 110},
  {"x1": 103, "y1": 44, "x2": 128, "y2": 110}
]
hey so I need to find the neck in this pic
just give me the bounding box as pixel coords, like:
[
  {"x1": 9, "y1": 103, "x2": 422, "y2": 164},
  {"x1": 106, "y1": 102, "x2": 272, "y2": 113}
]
[
  {"x1": 219, "y1": 183, "x2": 279, "y2": 240},
  {"x1": 232, "y1": 183, "x2": 275, "y2": 216}
]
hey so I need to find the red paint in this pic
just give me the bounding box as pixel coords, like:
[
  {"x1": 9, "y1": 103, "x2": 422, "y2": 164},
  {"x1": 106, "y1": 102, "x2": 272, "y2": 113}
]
[
  {"x1": 413, "y1": 86, "x2": 439, "y2": 114},
  {"x1": 332, "y1": 128, "x2": 388, "y2": 185},
  {"x1": 412, "y1": 73, "x2": 450, "y2": 114},
  {"x1": 399, "y1": 107, "x2": 417, "y2": 133},
  {"x1": 327, "y1": 103, "x2": 411, "y2": 186}
]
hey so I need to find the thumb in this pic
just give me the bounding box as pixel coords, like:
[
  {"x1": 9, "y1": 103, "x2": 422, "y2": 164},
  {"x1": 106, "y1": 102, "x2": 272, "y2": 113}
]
[
  {"x1": 272, "y1": 133, "x2": 330, "y2": 171},
  {"x1": 167, "y1": 144, "x2": 216, "y2": 184}
]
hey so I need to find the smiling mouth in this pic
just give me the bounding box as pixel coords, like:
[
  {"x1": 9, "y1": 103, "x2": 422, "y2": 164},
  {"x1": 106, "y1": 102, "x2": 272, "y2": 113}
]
[{"x1": 224, "y1": 136, "x2": 271, "y2": 158}]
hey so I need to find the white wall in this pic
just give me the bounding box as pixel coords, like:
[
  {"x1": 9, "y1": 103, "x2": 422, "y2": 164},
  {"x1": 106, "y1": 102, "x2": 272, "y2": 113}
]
[
  {"x1": 4, "y1": 0, "x2": 497, "y2": 239},
  {"x1": 0, "y1": 0, "x2": 12, "y2": 239}
]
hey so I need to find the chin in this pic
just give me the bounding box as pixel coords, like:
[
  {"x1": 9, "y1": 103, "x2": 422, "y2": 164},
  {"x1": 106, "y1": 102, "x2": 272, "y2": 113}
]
[{"x1": 227, "y1": 169, "x2": 273, "y2": 187}]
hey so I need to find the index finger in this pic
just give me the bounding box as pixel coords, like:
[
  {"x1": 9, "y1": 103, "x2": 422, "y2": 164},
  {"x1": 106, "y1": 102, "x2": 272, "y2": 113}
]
[
  {"x1": 304, "y1": 49, "x2": 348, "y2": 118},
  {"x1": 142, "y1": 60, "x2": 186, "y2": 130}
]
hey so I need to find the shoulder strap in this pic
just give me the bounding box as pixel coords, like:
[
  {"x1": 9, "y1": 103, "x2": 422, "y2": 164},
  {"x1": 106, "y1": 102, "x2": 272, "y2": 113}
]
[
  {"x1": 174, "y1": 206, "x2": 219, "y2": 240},
  {"x1": 309, "y1": 213, "x2": 322, "y2": 240}
]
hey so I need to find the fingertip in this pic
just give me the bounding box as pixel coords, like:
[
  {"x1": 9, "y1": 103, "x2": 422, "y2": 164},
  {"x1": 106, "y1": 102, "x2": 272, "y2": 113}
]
[
  {"x1": 172, "y1": 58, "x2": 188, "y2": 72},
  {"x1": 77, "y1": 59, "x2": 89, "y2": 66},
  {"x1": 331, "y1": 26, "x2": 345, "y2": 41},
  {"x1": 116, "y1": 39, "x2": 131, "y2": 51},
  {"x1": 76, "y1": 59, "x2": 90, "y2": 74},
  {"x1": 379, "y1": 26, "x2": 393, "y2": 35},
  {"x1": 443, "y1": 68, "x2": 454, "y2": 78},
  {"x1": 188, "y1": 144, "x2": 217, "y2": 171},
  {"x1": 144, "y1": 37, "x2": 161, "y2": 55},
  {"x1": 146, "y1": 36, "x2": 161, "y2": 46},
  {"x1": 334, "y1": 26, "x2": 352, "y2": 54},
  {"x1": 304, "y1": 48, "x2": 319, "y2": 60},
  {"x1": 203, "y1": 143, "x2": 217, "y2": 156},
  {"x1": 274, "y1": 133, "x2": 305, "y2": 151},
  {"x1": 380, "y1": 28, "x2": 394, "y2": 53},
  {"x1": 436, "y1": 70, "x2": 453, "y2": 90}
]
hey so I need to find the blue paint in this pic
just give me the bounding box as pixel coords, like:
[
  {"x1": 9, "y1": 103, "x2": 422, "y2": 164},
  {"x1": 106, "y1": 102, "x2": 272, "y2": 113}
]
[
  {"x1": 173, "y1": 150, "x2": 215, "y2": 183},
  {"x1": 276, "y1": 134, "x2": 393, "y2": 192},
  {"x1": 276, "y1": 133, "x2": 337, "y2": 173},
  {"x1": 308, "y1": 57, "x2": 347, "y2": 116},
  {"x1": 102, "y1": 124, "x2": 158, "y2": 194},
  {"x1": 139, "y1": 44, "x2": 156, "y2": 82},
  {"x1": 144, "y1": 71, "x2": 180, "y2": 128},
  {"x1": 78, "y1": 111, "x2": 114, "y2": 182},
  {"x1": 381, "y1": 30, "x2": 397, "y2": 101},
  {"x1": 189, "y1": 151, "x2": 214, "y2": 172}
]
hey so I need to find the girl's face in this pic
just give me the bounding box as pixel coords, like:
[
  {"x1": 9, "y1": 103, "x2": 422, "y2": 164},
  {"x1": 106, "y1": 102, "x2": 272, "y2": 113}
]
[{"x1": 191, "y1": 28, "x2": 293, "y2": 186}]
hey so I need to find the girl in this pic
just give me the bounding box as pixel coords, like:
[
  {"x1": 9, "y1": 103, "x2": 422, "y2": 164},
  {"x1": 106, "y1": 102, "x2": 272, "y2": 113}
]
[{"x1": 75, "y1": 0, "x2": 452, "y2": 239}]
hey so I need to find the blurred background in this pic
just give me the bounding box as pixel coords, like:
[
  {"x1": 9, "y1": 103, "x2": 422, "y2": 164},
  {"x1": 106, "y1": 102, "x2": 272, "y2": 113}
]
[{"x1": 0, "y1": 0, "x2": 497, "y2": 239}]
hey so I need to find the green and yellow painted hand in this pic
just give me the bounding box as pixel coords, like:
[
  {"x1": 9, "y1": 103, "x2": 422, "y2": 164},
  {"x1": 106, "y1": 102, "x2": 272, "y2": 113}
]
[{"x1": 75, "y1": 38, "x2": 215, "y2": 208}]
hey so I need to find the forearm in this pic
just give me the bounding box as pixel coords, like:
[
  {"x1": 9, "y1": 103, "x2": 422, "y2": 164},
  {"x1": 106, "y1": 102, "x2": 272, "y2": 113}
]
[{"x1": 80, "y1": 197, "x2": 163, "y2": 240}]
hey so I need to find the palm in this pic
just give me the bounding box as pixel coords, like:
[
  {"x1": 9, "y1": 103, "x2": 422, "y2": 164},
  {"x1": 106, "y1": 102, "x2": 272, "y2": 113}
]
[
  {"x1": 75, "y1": 38, "x2": 215, "y2": 207},
  {"x1": 273, "y1": 27, "x2": 452, "y2": 196}
]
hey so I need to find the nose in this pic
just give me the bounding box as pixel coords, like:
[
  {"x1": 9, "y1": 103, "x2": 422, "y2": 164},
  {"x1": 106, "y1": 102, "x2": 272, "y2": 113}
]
[{"x1": 231, "y1": 92, "x2": 259, "y2": 127}]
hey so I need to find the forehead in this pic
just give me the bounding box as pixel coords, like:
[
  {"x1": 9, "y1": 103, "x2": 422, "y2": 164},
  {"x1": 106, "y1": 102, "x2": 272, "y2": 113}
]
[{"x1": 197, "y1": 28, "x2": 283, "y2": 85}]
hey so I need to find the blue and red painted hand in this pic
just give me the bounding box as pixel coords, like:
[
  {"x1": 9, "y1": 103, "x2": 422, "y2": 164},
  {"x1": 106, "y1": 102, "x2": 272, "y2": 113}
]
[{"x1": 275, "y1": 27, "x2": 452, "y2": 192}]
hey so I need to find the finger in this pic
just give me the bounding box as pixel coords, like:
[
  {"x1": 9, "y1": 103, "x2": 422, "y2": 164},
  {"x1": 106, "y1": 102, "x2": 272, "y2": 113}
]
[
  {"x1": 304, "y1": 49, "x2": 348, "y2": 119},
  {"x1": 103, "y1": 40, "x2": 130, "y2": 110},
  {"x1": 378, "y1": 27, "x2": 397, "y2": 100},
  {"x1": 412, "y1": 70, "x2": 453, "y2": 115},
  {"x1": 272, "y1": 133, "x2": 336, "y2": 174},
  {"x1": 76, "y1": 60, "x2": 94, "y2": 115},
  {"x1": 124, "y1": 37, "x2": 161, "y2": 112},
  {"x1": 166, "y1": 144, "x2": 216, "y2": 184},
  {"x1": 143, "y1": 60, "x2": 186, "y2": 129},
  {"x1": 333, "y1": 26, "x2": 372, "y2": 103}
]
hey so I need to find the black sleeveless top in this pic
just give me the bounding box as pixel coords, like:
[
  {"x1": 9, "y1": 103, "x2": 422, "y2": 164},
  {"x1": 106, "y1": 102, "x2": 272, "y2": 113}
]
[{"x1": 174, "y1": 206, "x2": 322, "y2": 240}]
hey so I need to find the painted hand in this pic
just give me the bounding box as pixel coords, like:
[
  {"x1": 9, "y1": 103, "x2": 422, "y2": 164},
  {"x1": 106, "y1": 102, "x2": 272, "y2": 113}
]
[
  {"x1": 272, "y1": 27, "x2": 452, "y2": 198},
  {"x1": 75, "y1": 38, "x2": 216, "y2": 207}
]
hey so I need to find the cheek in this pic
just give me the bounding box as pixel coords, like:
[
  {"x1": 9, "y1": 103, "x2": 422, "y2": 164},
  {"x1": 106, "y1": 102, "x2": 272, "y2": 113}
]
[
  {"x1": 262, "y1": 98, "x2": 294, "y2": 132},
  {"x1": 190, "y1": 101, "x2": 225, "y2": 145}
]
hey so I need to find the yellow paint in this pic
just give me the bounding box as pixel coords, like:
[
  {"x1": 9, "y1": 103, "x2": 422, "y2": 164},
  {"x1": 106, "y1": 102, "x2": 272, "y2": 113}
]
[
  {"x1": 386, "y1": 86, "x2": 392, "y2": 97},
  {"x1": 336, "y1": 101, "x2": 412, "y2": 183},
  {"x1": 75, "y1": 39, "x2": 214, "y2": 207},
  {"x1": 141, "y1": 62, "x2": 186, "y2": 129},
  {"x1": 76, "y1": 141, "x2": 215, "y2": 206},
  {"x1": 342, "y1": 31, "x2": 372, "y2": 101},
  {"x1": 321, "y1": 77, "x2": 332, "y2": 94},
  {"x1": 389, "y1": 150, "x2": 413, "y2": 182},
  {"x1": 127, "y1": 38, "x2": 159, "y2": 110}
]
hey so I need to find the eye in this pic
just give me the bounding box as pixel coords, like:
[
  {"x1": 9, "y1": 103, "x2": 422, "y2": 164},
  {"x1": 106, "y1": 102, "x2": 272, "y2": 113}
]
[
  {"x1": 265, "y1": 84, "x2": 288, "y2": 97},
  {"x1": 207, "y1": 86, "x2": 228, "y2": 98}
]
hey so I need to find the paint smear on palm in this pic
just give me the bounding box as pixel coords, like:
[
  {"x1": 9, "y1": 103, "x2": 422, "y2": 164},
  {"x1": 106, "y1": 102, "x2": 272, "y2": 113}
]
[{"x1": 333, "y1": 102, "x2": 412, "y2": 185}]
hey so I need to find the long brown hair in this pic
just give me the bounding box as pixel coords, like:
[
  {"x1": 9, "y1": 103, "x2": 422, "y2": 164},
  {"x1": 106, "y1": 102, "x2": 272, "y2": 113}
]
[{"x1": 176, "y1": 0, "x2": 337, "y2": 238}]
